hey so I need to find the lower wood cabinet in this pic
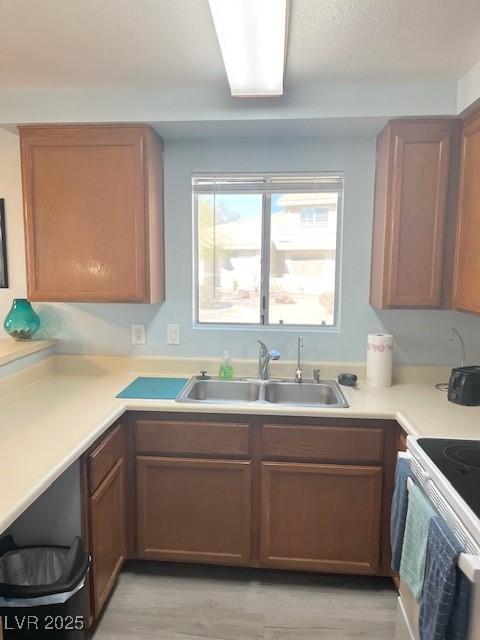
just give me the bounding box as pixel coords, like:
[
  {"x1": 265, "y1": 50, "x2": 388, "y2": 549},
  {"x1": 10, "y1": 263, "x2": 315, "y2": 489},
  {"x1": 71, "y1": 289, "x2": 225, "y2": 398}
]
[
  {"x1": 259, "y1": 461, "x2": 383, "y2": 574},
  {"x1": 82, "y1": 422, "x2": 127, "y2": 624},
  {"x1": 136, "y1": 456, "x2": 252, "y2": 565},
  {"x1": 81, "y1": 414, "x2": 397, "y2": 625},
  {"x1": 90, "y1": 457, "x2": 127, "y2": 616}
]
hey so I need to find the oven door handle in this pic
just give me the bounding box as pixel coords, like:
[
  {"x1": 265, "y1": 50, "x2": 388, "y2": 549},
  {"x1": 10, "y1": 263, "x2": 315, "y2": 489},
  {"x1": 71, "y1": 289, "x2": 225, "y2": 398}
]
[
  {"x1": 458, "y1": 553, "x2": 480, "y2": 584},
  {"x1": 400, "y1": 450, "x2": 431, "y2": 485}
]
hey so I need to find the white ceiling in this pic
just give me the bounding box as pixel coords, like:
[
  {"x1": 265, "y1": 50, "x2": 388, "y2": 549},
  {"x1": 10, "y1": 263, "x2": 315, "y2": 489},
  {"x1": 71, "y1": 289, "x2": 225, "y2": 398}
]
[
  {"x1": 0, "y1": 0, "x2": 479, "y2": 91},
  {"x1": 0, "y1": 0, "x2": 224, "y2": 89},
  {"x1": 288, "y1": 0, "x2": 480, "y2": 83}
]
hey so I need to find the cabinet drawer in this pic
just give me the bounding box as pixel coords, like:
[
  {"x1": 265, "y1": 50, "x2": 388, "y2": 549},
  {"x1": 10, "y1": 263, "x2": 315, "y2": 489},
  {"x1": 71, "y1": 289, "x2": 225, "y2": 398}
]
[
  {"x1": 261, "y1": 424, "x2": 384, "y2": 464},
  {"x1": 89, "y1": 424, "x2": 124, "y2": 494},
  {"x1": 135, "y1": 419, "x2": 251, "y2": 458}
]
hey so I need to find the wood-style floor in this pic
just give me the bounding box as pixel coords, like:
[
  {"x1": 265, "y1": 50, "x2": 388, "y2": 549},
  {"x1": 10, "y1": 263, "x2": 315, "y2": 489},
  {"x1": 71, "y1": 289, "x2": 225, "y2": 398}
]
[{"x1": 92, "y1": 562, "x2": 397, "y2": 639}]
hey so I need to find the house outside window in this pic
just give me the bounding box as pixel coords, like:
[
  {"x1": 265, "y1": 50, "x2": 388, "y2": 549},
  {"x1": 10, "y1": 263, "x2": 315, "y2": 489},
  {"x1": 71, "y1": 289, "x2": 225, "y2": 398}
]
[
  {"x1": 299, "y1": 206, "x2": 330, "y2": 226},
  {"x1": 193, "y1": 173, "x2": 343, "y2": 327}
]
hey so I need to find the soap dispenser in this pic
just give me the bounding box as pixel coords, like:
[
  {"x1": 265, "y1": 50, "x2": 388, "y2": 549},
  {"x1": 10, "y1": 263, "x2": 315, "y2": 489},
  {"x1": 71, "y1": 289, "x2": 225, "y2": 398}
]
[{"x1": 219, "y1": 351, "x2": 234, "y2": 380}]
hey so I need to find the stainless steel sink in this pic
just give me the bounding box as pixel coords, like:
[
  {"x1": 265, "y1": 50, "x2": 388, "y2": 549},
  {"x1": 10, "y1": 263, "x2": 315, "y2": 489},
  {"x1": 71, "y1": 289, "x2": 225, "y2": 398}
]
[
  {"x1": 178, "y1": 378, "x2": 261, "y2": 403},
  {"x1": 264, "y1": 381, "x2": 348, "y2": 407},
  {"x1": 176, "y1": 377, "x2": 349, "y2": 408}
]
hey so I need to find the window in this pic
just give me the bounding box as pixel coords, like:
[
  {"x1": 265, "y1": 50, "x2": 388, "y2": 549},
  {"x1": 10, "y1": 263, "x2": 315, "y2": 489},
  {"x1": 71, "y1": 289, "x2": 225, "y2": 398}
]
[{"x1": 193, "y1": 173, "x2": 343, "y2": 327}]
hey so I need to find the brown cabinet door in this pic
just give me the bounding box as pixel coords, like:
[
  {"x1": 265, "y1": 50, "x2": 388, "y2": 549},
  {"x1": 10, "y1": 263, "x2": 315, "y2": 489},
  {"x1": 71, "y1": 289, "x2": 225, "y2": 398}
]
[
  {"x1": 136, "y1": 456, "x2": 252, "y2": 565},
  {"x1": 90, "y1": 456, "x2": 127, "y2": 617},
  {"x1": 371, "y1": 119, "x2": 460, "y2": 309},
  {"x1": 20, "y1": 125, "x2": 164, "y2": 303},
  {"x1": 454, "y1": 111, "x2": 480, "y2": 313},
  {"x1": 260, "y1": 462, "x2": 382, "y2": 574}
]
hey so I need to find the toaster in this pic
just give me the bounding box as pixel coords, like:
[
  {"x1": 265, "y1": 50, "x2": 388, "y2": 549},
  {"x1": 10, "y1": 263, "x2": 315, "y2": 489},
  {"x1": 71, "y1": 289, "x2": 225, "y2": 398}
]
[{"x1": 448, "y1": 366, "x2": 480, "y2": 406}]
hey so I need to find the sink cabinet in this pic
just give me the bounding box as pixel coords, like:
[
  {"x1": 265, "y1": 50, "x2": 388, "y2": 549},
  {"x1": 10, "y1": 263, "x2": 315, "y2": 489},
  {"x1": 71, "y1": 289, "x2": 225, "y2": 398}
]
[
  {"x1": 134, "y1": 416, "x2": 252, "y2": 565},
  {"x1": 136, "y1": 456, "x2": 252, "y2": 564},
  {"x1": 258, "y1": 421, "x2": 386, "y2": 574},
  {"x1": 259, "y1": 462, "x2": 382, "y2": 573},
  {"x1": 81, "y1": 413, "x2": 398, "y2": 625}
]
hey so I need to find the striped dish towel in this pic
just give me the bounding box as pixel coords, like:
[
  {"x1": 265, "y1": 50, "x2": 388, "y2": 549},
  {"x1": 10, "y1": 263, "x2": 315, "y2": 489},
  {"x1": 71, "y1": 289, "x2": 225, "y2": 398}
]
[
  {"x1": 399, "y1": 483, "x2": 437, "y2": 601},
  {"x1": 419, "y1": 515, "x2": 471, "y2": 640}
]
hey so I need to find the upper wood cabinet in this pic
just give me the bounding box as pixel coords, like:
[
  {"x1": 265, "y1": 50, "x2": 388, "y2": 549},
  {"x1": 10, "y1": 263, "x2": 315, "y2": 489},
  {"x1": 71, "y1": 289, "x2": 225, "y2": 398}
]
[
  {"x1": 370, "y1": 118, "x2": 461, "y2": 309},
  {"x1": 19, "y1": 124, "x2": 165, "y2": 303},
  {"x1": 453, "y1": 110, "x2": 480, "y2": 314}
]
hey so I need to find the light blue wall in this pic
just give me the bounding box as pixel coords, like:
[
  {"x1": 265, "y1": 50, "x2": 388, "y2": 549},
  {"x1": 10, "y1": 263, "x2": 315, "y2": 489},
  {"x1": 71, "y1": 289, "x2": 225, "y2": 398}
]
[{"x1": 38, "y1": 135, "x2": 480, "y2": 365}]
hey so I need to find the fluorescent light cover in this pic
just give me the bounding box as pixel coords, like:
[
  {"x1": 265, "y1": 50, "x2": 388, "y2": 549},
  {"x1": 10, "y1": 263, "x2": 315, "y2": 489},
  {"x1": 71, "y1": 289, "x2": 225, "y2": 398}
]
[{"x1": 208, "y1": 0, "x2": 288, "y2": 97}]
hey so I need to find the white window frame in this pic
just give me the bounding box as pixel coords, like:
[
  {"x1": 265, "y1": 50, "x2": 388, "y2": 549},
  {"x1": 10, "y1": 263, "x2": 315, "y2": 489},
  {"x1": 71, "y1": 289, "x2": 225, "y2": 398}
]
[{"x1": 192, "y1": 172, "x2": 344, "y2": 330}]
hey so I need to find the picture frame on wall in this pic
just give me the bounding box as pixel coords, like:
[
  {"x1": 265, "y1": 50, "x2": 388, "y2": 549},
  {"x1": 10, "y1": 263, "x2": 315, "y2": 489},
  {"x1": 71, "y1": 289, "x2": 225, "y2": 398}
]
[{"x1": 0, "y1": 199, "x2": 8, "y2": 288}]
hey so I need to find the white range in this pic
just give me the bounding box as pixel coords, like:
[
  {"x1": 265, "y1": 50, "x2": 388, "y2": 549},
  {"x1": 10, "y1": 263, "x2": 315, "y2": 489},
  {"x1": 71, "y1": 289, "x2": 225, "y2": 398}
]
[{"x1": 395, "y1": 436, "x2": 480, "y2": 639}]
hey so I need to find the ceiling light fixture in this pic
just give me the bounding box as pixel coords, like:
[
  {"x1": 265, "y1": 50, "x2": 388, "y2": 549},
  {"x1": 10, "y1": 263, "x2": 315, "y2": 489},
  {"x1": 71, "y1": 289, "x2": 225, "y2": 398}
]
[{"x1": 208, "y1": 0, "x2": 289, "y2": 97}]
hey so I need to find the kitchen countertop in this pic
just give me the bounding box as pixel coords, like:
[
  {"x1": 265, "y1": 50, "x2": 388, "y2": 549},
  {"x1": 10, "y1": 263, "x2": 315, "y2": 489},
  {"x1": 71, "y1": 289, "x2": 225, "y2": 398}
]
[
  {"x1": 0, "y1": 338, "x2": 56, "y2": 367},
  {"x1": 0, "y1": 354, "x2": 479, "y2": 535}
]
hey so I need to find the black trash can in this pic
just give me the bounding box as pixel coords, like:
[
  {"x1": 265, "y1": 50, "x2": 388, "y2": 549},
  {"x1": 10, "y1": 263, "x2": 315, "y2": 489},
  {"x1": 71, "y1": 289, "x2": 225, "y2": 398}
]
[{"x1": 0, "y1": 536, "x2": 89, "y2": 639}]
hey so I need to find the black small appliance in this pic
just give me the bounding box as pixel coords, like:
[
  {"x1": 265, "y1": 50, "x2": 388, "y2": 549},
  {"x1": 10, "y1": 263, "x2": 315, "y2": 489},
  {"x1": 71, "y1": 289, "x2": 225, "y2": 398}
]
[{"x1": 448, "y1": 366, "x2": 480, "y2": 406}]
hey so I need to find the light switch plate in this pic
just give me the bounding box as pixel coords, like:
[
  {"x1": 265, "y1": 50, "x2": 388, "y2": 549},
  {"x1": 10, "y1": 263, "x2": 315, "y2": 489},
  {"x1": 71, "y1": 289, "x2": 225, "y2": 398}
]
[
  {"x1": 131, "y1": 324, "x2": 146, "y2": 345},
  {"x1": 167, "y1": 323, "x2": 181, "y2": 345}
]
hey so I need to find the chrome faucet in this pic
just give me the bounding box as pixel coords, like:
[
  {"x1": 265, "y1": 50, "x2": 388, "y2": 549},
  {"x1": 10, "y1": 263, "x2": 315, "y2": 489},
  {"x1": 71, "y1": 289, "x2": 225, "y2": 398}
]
[
  {"x1": 257, "y1": 340, "x2": 280, "y2": 380},
  {"x1": 295, "y1": 336, "x2": 304, "y2": 383},
  {"x1": 451, "y1": 327, "x2": 466, "y2": 367}
]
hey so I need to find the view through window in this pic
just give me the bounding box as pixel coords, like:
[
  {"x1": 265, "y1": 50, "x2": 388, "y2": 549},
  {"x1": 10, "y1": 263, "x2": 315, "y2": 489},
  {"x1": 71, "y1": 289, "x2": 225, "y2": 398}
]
[{"x1": 193, "y1": 174, "x2": 343, "y2": 326}]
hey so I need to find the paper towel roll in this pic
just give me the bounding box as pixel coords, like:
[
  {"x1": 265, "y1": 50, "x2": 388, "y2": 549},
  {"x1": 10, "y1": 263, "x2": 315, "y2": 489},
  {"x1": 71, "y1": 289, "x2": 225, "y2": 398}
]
[{"x1": 367, "y1": 333, "x2": 393, "y2": 388}]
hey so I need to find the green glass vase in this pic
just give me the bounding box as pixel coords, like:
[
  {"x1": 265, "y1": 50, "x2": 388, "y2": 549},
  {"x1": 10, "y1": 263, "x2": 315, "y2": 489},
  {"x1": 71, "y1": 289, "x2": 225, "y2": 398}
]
[{"x1": 4, "y1": 299, "x2": 40, "y2": 341}]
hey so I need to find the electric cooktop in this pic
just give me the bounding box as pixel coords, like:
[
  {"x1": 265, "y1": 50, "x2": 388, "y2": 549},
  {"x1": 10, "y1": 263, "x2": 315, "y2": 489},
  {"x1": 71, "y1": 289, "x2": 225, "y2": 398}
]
[{"x1": 418, "y1": 438, "x2": 480, "y2": 519}]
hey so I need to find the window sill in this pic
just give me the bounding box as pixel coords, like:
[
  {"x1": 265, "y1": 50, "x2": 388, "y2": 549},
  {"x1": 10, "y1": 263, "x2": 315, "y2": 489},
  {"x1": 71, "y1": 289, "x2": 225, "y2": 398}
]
[{"x1": 193, "y1": 323, "x2": 340, "y2": 333}]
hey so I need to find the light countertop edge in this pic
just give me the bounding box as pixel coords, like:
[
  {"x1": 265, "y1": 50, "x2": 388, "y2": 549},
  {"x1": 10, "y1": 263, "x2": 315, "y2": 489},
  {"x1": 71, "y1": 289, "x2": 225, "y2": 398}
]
[{"x1": 0, "y1": 339, "x2": 56, "y2": 367}]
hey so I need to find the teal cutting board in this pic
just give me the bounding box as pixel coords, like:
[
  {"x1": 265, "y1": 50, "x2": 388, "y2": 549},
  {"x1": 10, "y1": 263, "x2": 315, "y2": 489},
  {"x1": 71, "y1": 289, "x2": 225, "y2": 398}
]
[{"x1": 116, "y1": 377, "x2": 188, "y2": 400}]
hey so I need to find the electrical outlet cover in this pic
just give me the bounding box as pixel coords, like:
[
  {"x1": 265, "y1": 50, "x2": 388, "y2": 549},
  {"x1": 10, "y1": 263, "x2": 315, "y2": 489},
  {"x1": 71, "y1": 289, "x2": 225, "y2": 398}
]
[
  {"x1": 167, "y1": 323, "x2": 180, "y2": 345},
  {"x1": 131, "y1": 324, "x2": 146, "y2": 345}
]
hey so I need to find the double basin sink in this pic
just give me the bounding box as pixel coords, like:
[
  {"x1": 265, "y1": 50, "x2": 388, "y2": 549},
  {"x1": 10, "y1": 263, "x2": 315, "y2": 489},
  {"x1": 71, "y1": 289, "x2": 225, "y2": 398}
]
[{"x1": 176, "y1": 377, "x2": 349, "y2": 408}]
